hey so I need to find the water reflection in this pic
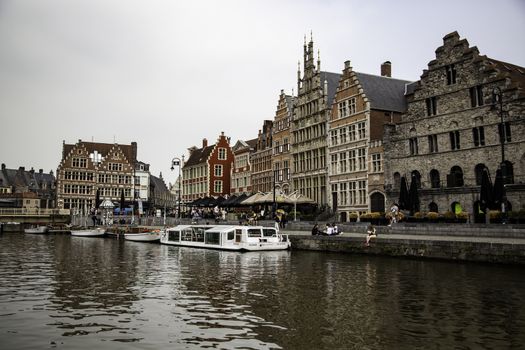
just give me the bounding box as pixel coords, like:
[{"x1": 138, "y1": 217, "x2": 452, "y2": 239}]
[{"x1": 0, "y1": 233, "x2": 524, "y2": 349}]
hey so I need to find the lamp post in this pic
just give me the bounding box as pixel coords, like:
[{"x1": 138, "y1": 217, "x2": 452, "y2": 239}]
[
  {"x1": 171, "y1": 156, "x2": 183, "y2": 220},
  {"x1": 492, "y1": 86, "x2": 507, "y2": 222}
]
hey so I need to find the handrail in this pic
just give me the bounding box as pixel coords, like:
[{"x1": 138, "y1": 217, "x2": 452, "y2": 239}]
[{"x1": 0, "y1": 208, "x2": 70, "y2": 216}]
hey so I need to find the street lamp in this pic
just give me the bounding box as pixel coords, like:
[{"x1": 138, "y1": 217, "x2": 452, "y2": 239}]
[
  {"x1": 171, "y1": 156, "x2": 184, "y2": 220},
  {"x1": 491, "y1": 86, "x2": 508, "y2": 222}
]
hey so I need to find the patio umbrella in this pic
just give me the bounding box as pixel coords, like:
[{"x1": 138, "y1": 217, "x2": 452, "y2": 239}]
[
  {"x1": 408, "y1": 176, "x2": 420, "y2": 215},
  {"x1": 120, "y1": 190, "x2": 125, "y2": 213},
  {"x1": 288, "y1": 192, "x2": 315, "y2": 204},
  {"x1": 254, "y1": 192, "x2": 294, "y2": 204},
  {"x1": 232, "y1": 193, "x2": 248, "y2": 207},
  {"x1": 492, "y1": 168, "x2": 504, "y2": 210},
  {"x1": 215, "y1": 196, "x2": 226, "y2": 206},
  {"x1": 479, "y1": 168, "x2": 493, "y2": 213},
  {"x1": 95, "y1": 188, "x2": 101, "y2": 208},
  {"x1": 221, "y1": 195, "x2": 238, "y2": 207},
  {"x1": 398, "y1": 176, "x2": 409, "y2": 210},
  {"x1": 241, "y1": 192, "x2": 266, "y2": 205}
]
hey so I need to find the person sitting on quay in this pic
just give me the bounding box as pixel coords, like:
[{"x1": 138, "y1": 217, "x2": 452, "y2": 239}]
[
  {"x1": 323, "y1": 223, "x2": 334, "y2": 236},
  {"x1": 311, "y1": 223, "x2": 320, "y2": 235},
  {"x1": 365, "y1": 224, "x2": 377, "y2": 247},
  {"x1": 332, "y1": 223, "x2": 342, "y2": 235}
]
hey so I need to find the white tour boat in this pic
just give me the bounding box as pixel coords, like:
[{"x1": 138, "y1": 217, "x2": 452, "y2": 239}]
[
  {"x1": 161, "y1": 225, "x2": 291, "y2": 251},
  {"x1": 70, "y1": 227, "x2": 106, "y2": 237},
  {"x1": 124, "y1": 229, "x2": 162, "y2": 242},
  {"x1": 24, "y1": 225, "x2": 49, "y2": 234}
]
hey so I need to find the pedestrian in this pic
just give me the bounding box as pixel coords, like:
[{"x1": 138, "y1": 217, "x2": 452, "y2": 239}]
[
  {"x1": 311, "y1": 223, "x2": 320, "y2": 235},
  {"x1": 274, "y1": 215, "x2": 280, "y2": 232},
  {"x1": 389, "y1": 203, "x2": 399, "y2": 226},
  {"x1": 332, "y1": 223, "x2": 339, "y2": 235},
  {"x1": 365, "y1": 224, "x2": 377, "y2": 246}
]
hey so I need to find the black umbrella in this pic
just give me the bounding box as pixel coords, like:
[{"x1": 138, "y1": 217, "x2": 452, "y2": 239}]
[
  {"x1": 222, "y1": 195, "x2": 238, "y2": 207},
  {"x1": 398, "y1": 176, "x2": 409, "y2": 210},
  {"x1": 95, "y1": 188, "x2": 101, "y2": 208},
  {"x1": 408, "y1": 175, "x2": 420, "y2": 215},
  {"x1": 233, "y1": 193, "x2": 248, "y2": 207},
  {"x1": 479, "y1": 168, "x2": 493, "y2": 213},
  {"x1": 492, "y1": 168, "x2": 504, "y2": 210},
  {"x1": 120, "y1": 189, "x2": 125, "y2": 213}
]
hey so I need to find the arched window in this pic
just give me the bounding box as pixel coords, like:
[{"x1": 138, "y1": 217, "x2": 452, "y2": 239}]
[
  {"x1": 447, "y1": 166, "x2": 464, "y2": 187},
  {"x1": 503, "y1": 160, "x2": 514, "y2": 184},
  {"x1": 430, "y1": 169, "x2": 440, "y2": 188},
  {"x1": 411, "y1": 170, "x2": 421, "y2": 188},
  {"x1": 428, "y1": 202, "x2": 438, "y2": 212},
  {"x1": 393, "y1": 172, "x2": 401, "y2": 190},
  {"x1": 474, "y1": 164, "x2": 488, "y2": 185}
]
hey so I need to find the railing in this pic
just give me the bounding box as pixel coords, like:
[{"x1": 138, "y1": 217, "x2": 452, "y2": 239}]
[{"x1": 0, "y1": 208, "x2": 70, "y2": 216}]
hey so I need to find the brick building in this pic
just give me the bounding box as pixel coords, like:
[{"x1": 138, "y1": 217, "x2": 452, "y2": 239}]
[
  {"x1": 292, "y1": 36, "x2": 339, "y2": 206},
  {"x1": 272, "y1": 90, "x2": 294, "y2": 194},
  {"x1": 328, "y1": 60, "x2": 410, "y2": 220},
  {"x1": 0, "y1": 164, "x2": 56, "y2": 208},
  {"x1": 56, "y1": 140, "x2": 137, "y2": 212},
  {"x1": 182, "y1": 132, "x2": 233, "y2": 202},
  {"x1": 230, "y1": 138, "x2": 257, "y2": 195},
  {"x1": 384, "y1": 32, "x2": 525, "y2": 219},
  {"x1": 251, "y1": 120, "x2": 274, "y2": 193}
]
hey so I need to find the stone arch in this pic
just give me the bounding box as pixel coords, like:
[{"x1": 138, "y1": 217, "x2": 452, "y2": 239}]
[
  {"x1": 411, "y1": 170, "x2": 421, "y2": 188},
  {"x1": 370, "y1": 192, "x2": 385, "y2": 213},
  {"x1": 448, "y1": 166, "x2": 464, "y2": 187},
  {"x1": 340, "y1": 212, "x2": 347, "y2": 222},
  {"x1": 428, "y1": 202, "x2": 438, "y2": 212},
  {"x1": 393, "y1": 172, "x2": 401, "y2": 190},
  {"x1": 474, "y1": 163, "x2": 488, "y2": 186},
  {"x1": 429, "y1": 169, "x2": 440, "y2": 188}
]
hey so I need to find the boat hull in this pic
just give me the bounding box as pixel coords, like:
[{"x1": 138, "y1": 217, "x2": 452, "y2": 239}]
[
  {"x1": 71, "y1": 228, "x2": 106, "y2": 237},
  {"x1": 124, "y1": 232, "x2": 161, "y2": 242},
  {"x1": 24, "y1": 226, "x2": 49, "y2": 234}
]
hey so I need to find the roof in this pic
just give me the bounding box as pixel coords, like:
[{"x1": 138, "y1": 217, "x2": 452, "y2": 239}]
[
  {"x1": 246, "y1": 138, "x2": 258, "y2": 149},
  {"x1": 320, "y1": 71, "x2": 342, "y2": 107},
  {"x1": 184, "y1": 145, "x2": 214, "y2": 167},
  {"x1": 150, "y1": 175, "x2": 169, "y2": 192},
  {"x1": 63, "y1": 141, "x2": 137, "y2": 164},
  {"x1": 354, "y1": 72, "x2": 412, "y2": 112}
]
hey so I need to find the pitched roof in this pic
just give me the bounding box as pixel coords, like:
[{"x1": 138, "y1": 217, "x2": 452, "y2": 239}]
[
  {"x1": 184, "y1": 145, "x2": 214, "y2": 168},
  {"x1": 150, "y1": 175, "x2": 169, "y2": 192},
  {"x1": 354, "y1": 72, "x2": 412, "y2": 112},
  {"x1": 320, "y1": 71, "x2": 342, "y2": 107},
  {"x1": 246, "y1": 138, "x2": 258, "y2": 149},
  {"x1": 63, "y1": 141, "x2": 137, "y2": 164}
]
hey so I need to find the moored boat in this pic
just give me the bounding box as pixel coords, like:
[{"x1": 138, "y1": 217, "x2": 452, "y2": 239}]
[
  {"x1": 70, "y1": 227, "x2": 106, "y2": 237},
  {"x1": 24, "y1": 225, "x2": 49, "y2": 234},
  {"x1": 124, "y1": 230, "x2": 162, "y2": 242},
  {"x1": 161, "y1": 225, "x2": 291, "y2": 251}
]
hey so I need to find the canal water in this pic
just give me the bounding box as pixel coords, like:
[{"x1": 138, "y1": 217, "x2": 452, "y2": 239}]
[{"x1": 0, "y1": 232, "x2": 524, "y2": 349}]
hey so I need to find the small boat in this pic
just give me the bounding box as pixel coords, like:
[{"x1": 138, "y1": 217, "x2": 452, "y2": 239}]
[
  {"x1": 70, "y1": 227, "x2": 106, "y2": 237},
  {"x1": 24, "y1": 225, "x2": 49, "y2": 234},
  {"x1": 161, "y1": 225, "x2": 291, "y2": 251},
  {"x1": 124, "y1": 230, "x2": 162, "y2": 242}
]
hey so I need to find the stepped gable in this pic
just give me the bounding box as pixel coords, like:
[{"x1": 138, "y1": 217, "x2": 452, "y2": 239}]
[
  {"x1": 354, "y1": 72, "x2": 412, "y2": 112},
  {"x1": 62, "y1": 141, "x2": 137, "y2": 166}
]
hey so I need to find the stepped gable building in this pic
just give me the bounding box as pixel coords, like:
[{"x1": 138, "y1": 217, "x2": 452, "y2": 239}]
[
  {"x1": 0, "y1": 164, "x2": 56, "y2": 208},
  {"x1": 182, "y1": 132, "x2": 233, "y2": 203},
  {"x1": 56, "y1": 140, "x2": 137, "y2": 211},
  {"x1": 251, "y1": 120, "x2": 274, "y2": 193},
  {"x1": 384, "y1": 31, "x2": 525, "y2": 220},
  {"x1": 328, "y1": 60, "x2": 411, "y2": 220},
  {"x1": 292, "y1": 35, "x2": 340, "y2": 206},
  {"x1": 272, "y1": 90, "x2": 295, "y2": 194},
  {"x1": 230, "y1": 138, "x2": 257, "y2": 195}
]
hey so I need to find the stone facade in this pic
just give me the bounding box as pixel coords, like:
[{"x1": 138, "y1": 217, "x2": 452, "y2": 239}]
[
  {"x1": 230, "y1": 139, "x2": 256, "y2": 195},
  {"x1": 328, "y1": 61, "x2": 410, "y2": 221},
  {"x1": 251, "y1": 120, "x2": 273, "y2": 193},
  {"x1": 292, "y1": 36, "x2": 339, "y2": 206},
  {"x1": 272, "y1": 90, "x2": 294, "y2": 194},
  {"x1": 384, "y1": 32, "x2": 525, "y2": 219},
  {"x1": 0, "y1": 164, "x2": 56, "y2": 208},
  {"x1": 56, "y1": 140, "x2": 137, "y2": 212}
]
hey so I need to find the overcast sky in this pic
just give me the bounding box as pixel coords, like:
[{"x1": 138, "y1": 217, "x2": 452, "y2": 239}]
[{"x1": 1, "y1": 0, "x2": 524, "y2": 186}]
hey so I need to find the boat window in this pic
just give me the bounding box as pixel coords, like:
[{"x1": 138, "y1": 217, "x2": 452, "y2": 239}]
[
  {"x1": 262, "y1": 228, "x2": 276, "y2": 237},
  {"x1": 205, "y1": 231, "x2": 220, "y2": 245},
  {"x1": 181, "y1": 228, "x2": 194, "y2": 241},
  {"x1": 247, "y1": 229, "x2": 261, "y2": 237},
  {"x1": 227, "y1": 230, "x2": 234, "y2": 240},
  {"x1": 168, "y1": 230, "x2": 180, "y2": 242},
  {"x1": 193, "y1": 227, "x2": 206, "y2": 242},
  {"x1": 235, "y1": 229, "x2": 242, "y2": 243}
]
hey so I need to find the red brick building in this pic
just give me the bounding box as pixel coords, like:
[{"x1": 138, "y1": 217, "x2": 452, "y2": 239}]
[{"x1": 182, "y1": 132, "x2": 234, "y2": 202}]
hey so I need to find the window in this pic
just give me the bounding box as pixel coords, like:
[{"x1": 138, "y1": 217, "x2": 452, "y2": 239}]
[
  {"x1": 340, "y1": 182, "x2": 348, "y2": 205},
  {"x1": 409, "y1": 137, "x2": 419, "y2": 155},
  {"x1": 214, "y1": 164, "x2": 223, "y2": 177},
  {"x1": 330, "y1": 130, "x2": 338, "y2": 145},
  {"x1": 358, "y1": 148, "x2": 366, "y2": 170},
  {"x1": 214, "y1": 180, "x2": 223, "y2": 193},
  {"x1": 498, "y1": 122, "x2": 511, "y2": 143},
  {"x1": 358, "y1": 180, "x2": 367, "y2": 204},
  {"x1": 372, "y1": 153, "x2": 382, "y2": 172},
  {"x1": 348, "y1": 97, "x2": 356, "y2": 115},
  {"x1": 348, "y1": 125, "x2": 356, "y2": 141},
  {"x1": 445, "y1": 64, "x2": 457, "y2": 85},
  {"x1": 349, "y1": 182, "x2": 356, "y2": 204},
  {"x1": 338, "y1": 100, "x2": 348, "y2": 118},
  {"x1": 331, "y1": 154, "x2": 338, "y2": 174},
  {"x1": 474, "y1": 164, "x2": 488, "y2": 185},
  {"x1": 447, "y1": 166, "x2": 464, "y2": 187},
  {"x1": 449, "y1": 131, "x2": 460, "y2": 150},
  {"x1": 339, "y1": 152, "x2": 347, "y2": 173},
  {"x1": 430, "y1": 169, "x2": 440, "y2": 188},
  {"x1": 469, "y1": 85, "x2": 484, "y2": 107},
  {"x1": 348, "y1": 150, "x2": 356, "y2": 172},
  {"x1": 357, "y1": 122, "x2": 366, "y2": 139},
  {"x1": 426, "y1": 97, "x2": 437, "y2": 116},
  {"x1": 72, "y1": 158, "x2": 87, "y2": 168},
  {"x1": 218, "y1": 148, "x2": 227, "y2": 160},
  {"x1": 428, "y1": 134, "x2": 438, "y2": 153},
  {"x1": 472, "y1": 127, "x2": 485, "y2": 147},
  {"x1": 339, "y1": 128, "x2": 347, "y2": 144}
]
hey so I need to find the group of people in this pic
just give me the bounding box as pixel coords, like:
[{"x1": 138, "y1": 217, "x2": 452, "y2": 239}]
[{"x1": 311, "y1": 223, "x2": 342, "y2": 236}]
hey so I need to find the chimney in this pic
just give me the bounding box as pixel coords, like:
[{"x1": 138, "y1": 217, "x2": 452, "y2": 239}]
[
  {"x1": 381, "y1": 61, "x2": 391, "y2": 77},
  {"x1": 19, "y1": 166, "x2": 25, "y2": 172},
  {"x1": 39, "y1": 169, "x2": 43, "y2": 174},
  {"x1": 1, "y1": 163, "x2": 5, "y2": 170},
  {"x1": 344, "y1": 60, "x2": 351, "y2": 69},
  {"x1": 202, "y1": 138, "x2": 208, "y2": 148}
]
